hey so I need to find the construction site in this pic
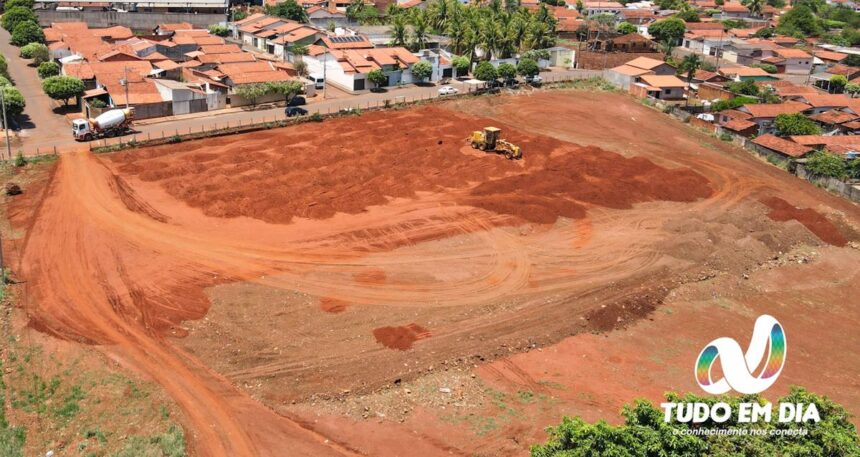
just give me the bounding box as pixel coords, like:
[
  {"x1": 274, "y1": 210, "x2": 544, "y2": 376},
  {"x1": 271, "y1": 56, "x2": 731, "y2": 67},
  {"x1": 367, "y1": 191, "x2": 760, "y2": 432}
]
[{"x1": 3, "y1": 89, "x2": 860, "y2": 456}]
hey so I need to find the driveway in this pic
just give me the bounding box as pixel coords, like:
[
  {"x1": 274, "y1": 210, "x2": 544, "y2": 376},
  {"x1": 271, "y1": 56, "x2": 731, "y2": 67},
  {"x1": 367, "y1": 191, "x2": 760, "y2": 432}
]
[{"x1": 0, "y1": 26, "x2": 72, "y2": 152}]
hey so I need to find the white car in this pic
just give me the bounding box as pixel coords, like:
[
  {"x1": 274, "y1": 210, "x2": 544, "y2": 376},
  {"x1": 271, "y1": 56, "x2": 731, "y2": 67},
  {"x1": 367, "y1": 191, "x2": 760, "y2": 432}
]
[{"x1": 438, "y1": 86, "x2": 458, "y2": 95}]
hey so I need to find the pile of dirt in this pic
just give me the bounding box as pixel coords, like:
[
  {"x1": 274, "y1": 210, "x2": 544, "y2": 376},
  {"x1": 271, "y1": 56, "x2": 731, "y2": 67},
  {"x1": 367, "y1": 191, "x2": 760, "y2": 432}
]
[
  {"x1": 464, "y1": 148, "x2": 712, "y2": 223},
  {"x1": 762, "y1": 197, "x2": 847, "y2": 246},
  {"x1": 320, "y1": 297, "x2": 349, "y2": 314},
  {"x1": 372, "y1": 323, "x2": 431, "y2": 350},
  {"x1": 110, "y1": 106, "x2": 712, "y2": 228}
]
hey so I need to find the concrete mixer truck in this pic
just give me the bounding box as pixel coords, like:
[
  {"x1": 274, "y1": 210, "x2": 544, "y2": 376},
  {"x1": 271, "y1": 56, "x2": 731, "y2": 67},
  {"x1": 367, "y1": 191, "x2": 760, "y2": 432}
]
[{"x1": 72, "y1": 108, "x2": 134, "y2": 141}]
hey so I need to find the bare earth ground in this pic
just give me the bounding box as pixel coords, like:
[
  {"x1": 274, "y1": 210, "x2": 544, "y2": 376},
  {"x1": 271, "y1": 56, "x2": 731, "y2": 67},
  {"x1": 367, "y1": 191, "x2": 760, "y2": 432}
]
[{"x1": 10, "y1": 89, "x2": 860, "y2": 456}]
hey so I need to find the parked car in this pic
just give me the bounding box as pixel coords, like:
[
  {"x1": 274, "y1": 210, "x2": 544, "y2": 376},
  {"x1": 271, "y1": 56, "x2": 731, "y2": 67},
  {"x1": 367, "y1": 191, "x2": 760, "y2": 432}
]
[
  {"x1": 285, "y1": 106, "x2": 308, "y2": 117},
  {"x1": 525, "y1": 75, "x2": 543, "y2": 85},
  {"x1": 287, "y1": 95, "x2": 306, "y2": 106},
  {"x1": 438, "y1": 86, "x2": 458, "y2": 95}
]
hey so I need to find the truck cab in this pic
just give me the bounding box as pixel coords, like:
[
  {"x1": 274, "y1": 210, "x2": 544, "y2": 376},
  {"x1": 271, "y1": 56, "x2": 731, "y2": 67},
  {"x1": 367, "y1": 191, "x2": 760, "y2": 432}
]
[{"x1": 72, "y1": 118, "x2": 92, "y2": 141}]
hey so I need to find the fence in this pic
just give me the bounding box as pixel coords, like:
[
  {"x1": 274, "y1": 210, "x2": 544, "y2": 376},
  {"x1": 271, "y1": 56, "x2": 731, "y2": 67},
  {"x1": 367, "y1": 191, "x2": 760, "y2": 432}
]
[{"x1": 89, "y1": 71, "x2": 597, "y2": 153}]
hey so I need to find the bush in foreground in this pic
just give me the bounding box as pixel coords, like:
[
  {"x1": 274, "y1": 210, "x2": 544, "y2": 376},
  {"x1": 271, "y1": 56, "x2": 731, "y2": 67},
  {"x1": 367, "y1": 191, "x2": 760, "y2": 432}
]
[
  {"x1": 531, "y1": 387, "x2": 860, "y2": 457},
  {"x1": 36, "y1": 61, "x2": 59, "y2": 78}
]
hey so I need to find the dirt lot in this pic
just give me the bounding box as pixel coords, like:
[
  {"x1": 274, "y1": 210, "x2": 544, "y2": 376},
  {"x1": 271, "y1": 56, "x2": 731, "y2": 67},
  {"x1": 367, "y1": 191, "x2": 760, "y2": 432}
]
[{"x1": 13, "y1": 90, "x2": 860, "y2": 456}]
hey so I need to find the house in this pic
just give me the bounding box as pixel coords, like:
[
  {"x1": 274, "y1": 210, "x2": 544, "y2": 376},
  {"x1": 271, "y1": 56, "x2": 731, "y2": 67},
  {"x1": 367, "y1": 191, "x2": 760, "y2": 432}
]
[
  {"x1": 683, "y1": 29, "x2": 728, "y2": 57},
  {"x1": 772, "y1": 47, "x2": 812, "y2": 74},
  {"x1": 793, "y1": 93, "x2": 850, "y2": 114},
  {"x1": 808, "y1": 110, "x2": 859, "y2": 133},
  {"x1": 751, "y1": 134, "x2": 814, "y2": 162},
  {"x1": 789, "y1": 134, "x2": 860, "y2": 150},
  {"x1": 303, "y1": 45, "x2": 420, "y2": 92},
  {"x1": 721, "y1": 2, "x2": 750, "y2": 18},
  {"x1": 721, "y1": 117, "x2": 758, "y2": 137},
  {"x1": 719, "y1": 65, "x2": 777, "y2": 81},
  {"x1": 152, "y1": 78, "x2": 212, "y2": 115},
  {"x1": 606, "y1": 56, "x2": 675, "y2": 89},
  {"x1": 630, "y1": 74, "x2": 687, "y2": 100},
  {"x1": 815, "y1": 49, "x2": 847, "y2": 65},
  {"x1": 736, "y1": 101, "x2": 812, "y2": 134},
  {"x1": 582, "y1": 1, "x2": 624, "y2": 16},
  {"x1": 414, "y1": 48, "x2": 456, "y2": 80},
  {"x1": 154, "y1": 22, "x2": 195, "y2": 35},
  {"x1": 307, "y1": 4, "x2": 349, "y2": 27}
]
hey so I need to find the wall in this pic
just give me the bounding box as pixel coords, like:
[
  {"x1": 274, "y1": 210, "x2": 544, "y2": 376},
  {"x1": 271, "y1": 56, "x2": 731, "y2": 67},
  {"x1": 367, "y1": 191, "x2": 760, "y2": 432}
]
[
  {"x1": 796, "y1": 164, "x2": 860, "y2": 203},
  {"x1": 228, "y1": 91, "x2": 285, "y2": 108},
  {"x1": 697, "y1": 83, "x2": 732, "y2": 101},
  {"x1": 37, "y1": 10, "x2": 227, "y2": 30}
]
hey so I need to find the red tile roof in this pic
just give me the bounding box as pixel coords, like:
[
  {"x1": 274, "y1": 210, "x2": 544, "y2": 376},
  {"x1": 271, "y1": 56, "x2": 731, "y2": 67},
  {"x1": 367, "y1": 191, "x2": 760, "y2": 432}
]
[
  {"x1": 741, "y1": 101, "x2": 810, "y2": 118},
  {"x1": 752, "y1": 134, "x2": 813, "y2": 157}
]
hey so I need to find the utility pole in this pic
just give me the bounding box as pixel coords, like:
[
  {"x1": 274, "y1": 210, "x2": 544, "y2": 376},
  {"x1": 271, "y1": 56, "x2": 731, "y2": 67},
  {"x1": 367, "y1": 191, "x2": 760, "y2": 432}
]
[
  {"x1": 323, "y1": 53, "x2": 328, "y2": 99},
  {"x1": 122, "y1": 66, "x2": 130, "y2": 109},
  {"x1": 0, "y1": 90, "x2": 11, "y2": 161}
]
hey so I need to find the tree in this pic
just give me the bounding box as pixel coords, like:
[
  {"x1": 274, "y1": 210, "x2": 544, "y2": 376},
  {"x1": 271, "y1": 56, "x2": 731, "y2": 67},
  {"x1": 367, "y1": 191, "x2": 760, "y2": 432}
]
[
  {"x1": 726, "y1": 79, "x2": 760, "y2": 96},
  {"x1": 1, "y1": 6, "x2": 37, "y2": 32},
  {"x1": 474, "y1": 61, "x2": 497, "y2": 81},
  {"x1": 743, "y1": 0, "x2": 764, "y2": 17},
  {"x1": 754, "y1": 27, "x2": 775, "y2": 38},
  {"x1": 20, "y1": 42, "x2": 48, "y2": 64},
  {"x1": 0, "y1": 76, "x2": 11, "y2": 86},
  {"x1": 367, "y1": 69, "x2": 387, "y2": 89},
  {"x1": 775, "y1": 113, "x2": 822, "y2": 136},
  {"x1": 4, "y1": 0, "x2": 35, "y2": 9},
  {"x1": 294, "y1": 60, "x2": 308, "y2": 77},
  {"x1": 777, "y1": 5, "x2": 822, "y2": 36},
  {"x1": 452, "y1": 55, "x2": 470, "y2": 77},
  {"x1": 390, "y1": 14, "x2": 408, "y2": 46},
  {"x1": 231, "y1": 8, "x2": 248, "y2": 21},
  {"x1": 497, "y1": 62, "x2": 516, "y2": 81},
  {"x1": 37, "y1": 61, "x2": 59, "y2": 78},
  {"x1": 267, "y1": 80, "x2": 304, "y2": 100},
  {"x1": 208, "y1": 24, "x2": 229, "y2": 37},
  {"x1": 41, "y1": 75, "x2": 84, "y2": 106},
  {"x1": 754, "y1": 63, "x2": 778, "y2": 73},
  {"x1": 11, "y1": 21, "x2": 45, "y2": 46},
  {"x1": 1, "y1": 86, "x2": 25, "y2": 117},
  {"x1": 648, "y1": 17, "x2": 685, "y2": 44},
  {"x1": 845, "y1": 82, "x2": 860, "y2": 97},
  {"x1": 411, "y1": 60, "x2": 433, "y2": 82},
  {"x1": 675, "y1": 7, "x2": 701, "y2": 22},
  {"x1": 806, "y1": 150, "x2": 847, "y2": 178},
  {"x1": 616, "y1": 22, "x2": 637, "y2": 34},
  {"x1": 575, "y1": 0, "x2": 583, "y2": 12},
  {"x1": 266, "y1": 0, "x2": 308, "y2": 22},
  {"x1": 532, "y1": 388, "x2": 860, "y2": 457},
  {"x1": 516, "y1": 57, "x2": 539, "y2": 77},
  {"x1": 409, "y1": 9, "x2": 430, "y2": 51},
  {"x1": 0, "y1": 55, "x2": 8, "y2": 79},
  {"x1": 679, "y1": 53, "x2": 701, "y2": 106},
  {"x1": 658, "y1": 39, "x2": 675, "y2": 60},
  {"x1": 830, "y1": 74, "x2": 848, "y2": 93},
  {"x1": 234, "y1": 83, "x2": 268, "y2": 106}
]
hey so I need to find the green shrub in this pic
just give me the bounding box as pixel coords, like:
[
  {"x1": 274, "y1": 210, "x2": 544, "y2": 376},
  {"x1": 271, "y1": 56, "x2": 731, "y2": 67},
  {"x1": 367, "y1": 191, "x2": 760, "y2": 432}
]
[
  {"x1": 1, "y1": 86, "x2": 25, "y2": 117},
  {"x1": 532, "y1": 388, "x2": 860, "y2": 457},
  {"x1": 806, "y1": 150, "x2": 847, "y2": 178},
  {"x1": 10, "y1": 20, "x2": 45, "y2": 46},
  {"x1": 19, "y1": 42, "x2": 48, "y2": 63},
  {"x1": 1, "y1": 6, "x2": 36, "y2": 32},
  {"x1": 207, "y1": 24, "x2": 229, "y2": 36},
  {"x1": 775, "y1": 113, "x2": 822, "y2": 136},
  {"x1": 36, "y1": 61, "x2": 59, "y2": 78}
]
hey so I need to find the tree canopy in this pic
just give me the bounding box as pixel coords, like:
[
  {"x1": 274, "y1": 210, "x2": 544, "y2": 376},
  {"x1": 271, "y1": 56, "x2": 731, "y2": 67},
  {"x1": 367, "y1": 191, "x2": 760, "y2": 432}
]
[
  {"x1": 11, "y1": 21, "x2": 45, "y2": 46},
  {"x1": 41, "y1": 76, "x2": 84, "y2": 106},
  {"x1": 473, "y1": 61, "x2": 498, "y2": 81},
  {"x1": 411, "y1": 61, "x2": 433, "y2": 82},
  {"x1": 775, "y1": 113, "x2": 823, "y2": 136},
  {"x1": 497, "y1": 62, "x2": 516, "y2": 80},
  {"x1": 265, "y1": 0, "x2": 308, "y2": 23},
  {"x1": 367, "y1": 69, "x2": 387, "y2": 88},
  {"x1": 452, "y1": 55, "x2": 470, "y2": 76},
  {"x1": 1, "y1": 86, "x2": 25, "y2": 117},
  {"x1": 20, "y1": 42, "x2": 48, "y2": 64},
  {"x1": 648, "y1": 17, "x2": 686, "y2": 44},
  {"x1": 532, "y1": 388, "x2": 860, "y2": 457},
  {"x1": 37, "y1": 61, "x2": 60, "y2": 79},
  {"x1": 517, "y1": 57, "x2": 539, "y2": 77},
  {"x1": 1, "y1": 6, "x2": 36, "y2": 32}
]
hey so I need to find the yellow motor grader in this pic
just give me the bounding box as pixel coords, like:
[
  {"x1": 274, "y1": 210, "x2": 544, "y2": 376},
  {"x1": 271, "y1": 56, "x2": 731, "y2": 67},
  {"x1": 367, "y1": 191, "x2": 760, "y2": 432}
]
[{"x1": 466, "y1": 127, "x2": 522, "y2": 160}]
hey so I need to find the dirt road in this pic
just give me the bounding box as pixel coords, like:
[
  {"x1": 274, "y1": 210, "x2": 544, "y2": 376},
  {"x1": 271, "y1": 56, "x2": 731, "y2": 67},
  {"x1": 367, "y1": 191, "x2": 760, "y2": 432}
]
[{"x1": 15, "y1": 91, "x2": 859, "y2": 456}]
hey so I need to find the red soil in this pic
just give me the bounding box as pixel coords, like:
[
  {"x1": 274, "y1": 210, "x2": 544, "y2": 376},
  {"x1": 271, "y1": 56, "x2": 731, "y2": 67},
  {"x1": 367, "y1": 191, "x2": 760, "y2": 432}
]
[
  {"x1": 762, "y1": 196, "x2": 847, "y2": 246},
  {"x1": 108, "y1": 106, "x2": 712, "y2": 227},
  {"x1": 353, "y1": 269, "x2": 387, "y2": 285},
  {"x1": 319, "y1": 297, "x2": 349, "y2": 313},
  {"x1": 372, "y1": 323, "x2": 431, "y2": 350}
]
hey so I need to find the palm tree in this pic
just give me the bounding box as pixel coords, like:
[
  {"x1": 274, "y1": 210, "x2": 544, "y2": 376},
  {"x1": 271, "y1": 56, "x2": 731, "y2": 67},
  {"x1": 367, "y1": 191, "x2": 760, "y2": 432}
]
[
  {"x1": 410, "y1": 9, "x2": 429, "y2": 51},
  {"x1": 742, "y1": 0, "x2": 764, "y2": 17},
  {"x1": 346, "y1": 0, "x2": 365, "y2": 22},
  {"x1": 391, "y1": 14, "x2": 408, "y2": 46},
  {"x1": 680, "y1": 53, "x2": 702, "y2": 106}
]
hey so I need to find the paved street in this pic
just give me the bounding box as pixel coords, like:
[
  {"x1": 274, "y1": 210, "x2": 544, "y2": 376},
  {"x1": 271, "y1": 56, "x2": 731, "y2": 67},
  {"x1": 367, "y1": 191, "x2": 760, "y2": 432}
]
[
  {"x1": 0, "y1": 26, "x2": 71, "y2": 155},
  {"x1": 17, "y1": 68, "x2": 598, "y2": 155}
]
